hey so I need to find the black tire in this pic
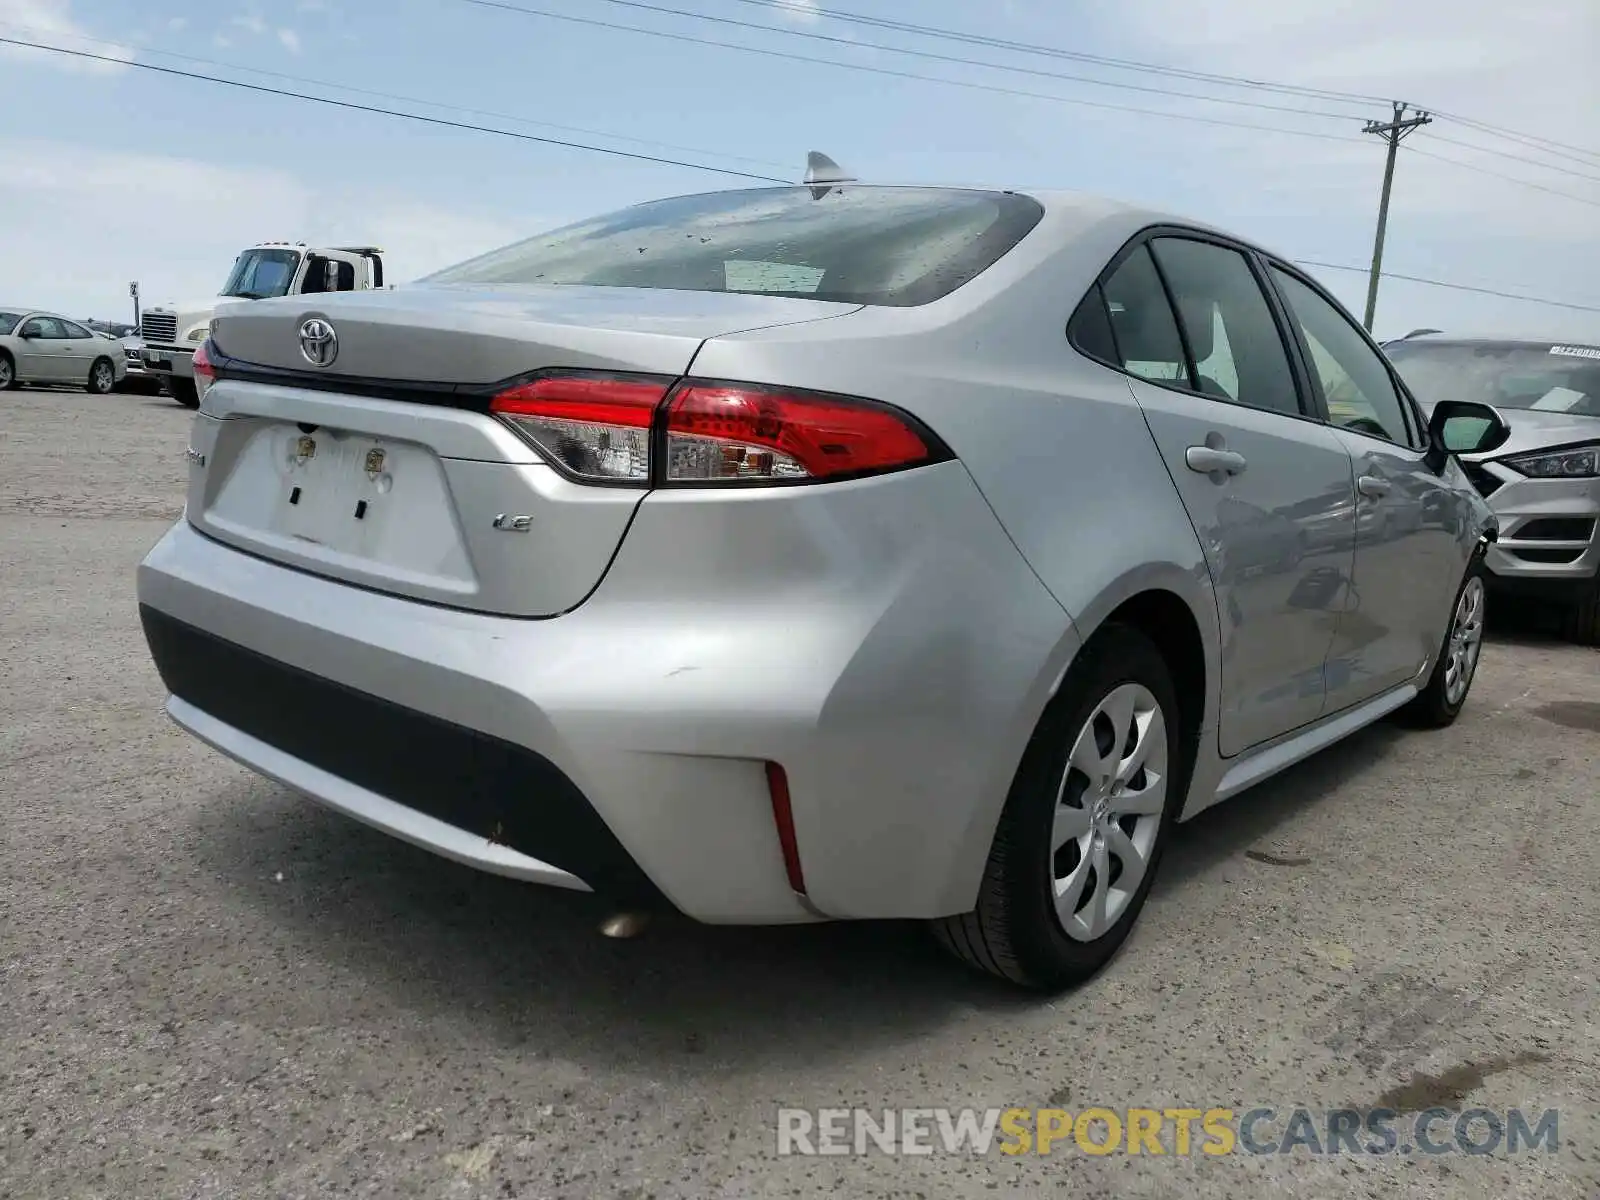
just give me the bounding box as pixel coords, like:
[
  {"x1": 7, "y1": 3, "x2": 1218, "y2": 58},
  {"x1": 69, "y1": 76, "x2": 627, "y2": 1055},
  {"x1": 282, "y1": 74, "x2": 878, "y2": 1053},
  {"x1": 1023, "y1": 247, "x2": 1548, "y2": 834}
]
[
  {"x1": 1395, "y1": 559, "x2": 1487, "y2": 728},
  {"x1": 932, "y1": 623, "x2": 1185, "y2": 991},
  {"x1": 0, "y1": 351, "x2": 15, "y2": 391},
  {"x1": 167, "y1": 377, "x2": 199, "y2": 409},
  {"x1": 1559, "y1": 579, "x2": 1600, "y2": 648},
  {"x1": 86, "y1": 357, "x2": 116, "y2": 395}
]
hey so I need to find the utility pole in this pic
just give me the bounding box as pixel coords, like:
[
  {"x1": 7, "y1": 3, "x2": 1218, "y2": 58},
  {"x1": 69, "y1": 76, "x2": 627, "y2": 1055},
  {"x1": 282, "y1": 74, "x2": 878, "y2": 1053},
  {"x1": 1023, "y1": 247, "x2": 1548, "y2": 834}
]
[
  {"x1": 1361, "y1": 101, "x2": 1431, "y2": 332},
  {"x1": 129, "y1": 280, "x2": 140, "y2": 330}
]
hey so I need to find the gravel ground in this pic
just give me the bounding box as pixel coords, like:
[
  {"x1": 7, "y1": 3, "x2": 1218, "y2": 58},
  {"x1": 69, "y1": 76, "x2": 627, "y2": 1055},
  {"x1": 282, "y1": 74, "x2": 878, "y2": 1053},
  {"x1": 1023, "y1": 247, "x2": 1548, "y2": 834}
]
[{"x1": 2, "y1": 386, "x2": 1597, "y2": 1199}]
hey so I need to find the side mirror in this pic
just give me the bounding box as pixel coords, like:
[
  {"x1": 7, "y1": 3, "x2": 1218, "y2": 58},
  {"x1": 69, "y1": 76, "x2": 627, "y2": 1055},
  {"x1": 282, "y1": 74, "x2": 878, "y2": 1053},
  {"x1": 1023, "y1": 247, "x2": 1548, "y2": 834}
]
[{"x1": 1424, "y1": 400, "x2": 1511, "y2": 473}]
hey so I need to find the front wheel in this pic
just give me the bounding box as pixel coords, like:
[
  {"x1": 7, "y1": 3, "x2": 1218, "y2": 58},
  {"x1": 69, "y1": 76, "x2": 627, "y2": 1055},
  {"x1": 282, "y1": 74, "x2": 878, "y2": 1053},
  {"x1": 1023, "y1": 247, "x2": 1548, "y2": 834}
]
[
  {"x1": 932, "y1": 623, "x2": 1183, "y2": 991},
  {"x1": 1396, "y1": 562, "x2": 1486, "y2": 728},
  {"x1": 166, "y1": 377, "x2": 199, "y2": 409},
  {"x1": 86, "y1": 357, "x2": 116, "y2": 395}
]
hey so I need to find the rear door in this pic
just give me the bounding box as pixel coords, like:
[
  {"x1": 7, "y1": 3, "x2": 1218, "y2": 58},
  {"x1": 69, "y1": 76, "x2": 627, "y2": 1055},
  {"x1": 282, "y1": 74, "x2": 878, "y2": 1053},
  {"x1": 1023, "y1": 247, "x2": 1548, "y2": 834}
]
[
  {"x1": 1087, "y1": 233, "x2": 1357, "y2": 756},
  {"x1": 1267, "y1": 264, "x2": 1464, "y2": 705}
]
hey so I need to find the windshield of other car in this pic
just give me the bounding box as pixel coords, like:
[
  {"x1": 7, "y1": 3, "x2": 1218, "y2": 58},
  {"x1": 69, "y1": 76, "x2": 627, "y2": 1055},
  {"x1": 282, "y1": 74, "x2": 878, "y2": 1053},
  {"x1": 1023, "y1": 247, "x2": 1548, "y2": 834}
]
[
  {"x1": 0, "y1": 311, "x2": 23, "y2": 334},
  {"x1": 220, "y1": 249, "x2": 303, "y2": 299},
  {"x1": 1386, "y1": 340, "x2": 1600, "y2": 418},
  {"x1": 423, "y1": 186, "x2": 1046, "y2": 307}
]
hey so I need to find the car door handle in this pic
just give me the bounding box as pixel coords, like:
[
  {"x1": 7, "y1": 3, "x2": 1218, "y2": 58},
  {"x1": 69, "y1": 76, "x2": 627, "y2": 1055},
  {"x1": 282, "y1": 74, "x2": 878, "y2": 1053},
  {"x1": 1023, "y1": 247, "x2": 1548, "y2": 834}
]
[
  {"x1": 1356, "y1": 475, "x2": 1392, "y2": 499},
  {"x1": 1185, "y1": 446, "x2": 1247, "y2": 476}
]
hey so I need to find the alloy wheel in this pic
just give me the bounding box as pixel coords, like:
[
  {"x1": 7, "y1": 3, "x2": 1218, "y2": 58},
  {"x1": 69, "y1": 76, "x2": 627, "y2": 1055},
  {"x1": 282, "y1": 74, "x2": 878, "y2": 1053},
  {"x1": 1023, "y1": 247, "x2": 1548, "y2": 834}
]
[
  {"x1": 1051, "y1": 682, "x2": 1168, "y2": 942},
  {"x1": 1444, "y1": 576, "x2": 1486, "y2": 706},
  {"x1": 93, "y1": 362, "x2": 114, "y2": 392}
]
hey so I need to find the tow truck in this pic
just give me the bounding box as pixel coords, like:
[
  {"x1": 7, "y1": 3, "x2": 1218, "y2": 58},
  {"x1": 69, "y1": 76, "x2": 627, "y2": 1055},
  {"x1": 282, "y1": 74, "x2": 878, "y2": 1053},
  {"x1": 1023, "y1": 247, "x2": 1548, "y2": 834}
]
[{"x1": 140, "y1": 243, "x2": 385, "y2": 407}]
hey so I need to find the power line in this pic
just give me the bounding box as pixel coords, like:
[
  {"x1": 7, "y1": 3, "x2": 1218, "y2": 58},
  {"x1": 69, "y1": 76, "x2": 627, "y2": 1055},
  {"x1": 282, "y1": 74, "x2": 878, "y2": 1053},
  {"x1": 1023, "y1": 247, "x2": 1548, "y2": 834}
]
[
  {"x1": 580, "y1": 0, "x2": 1368, "y2": 122},
  {"x1": 723, "y1": 0, "x2": 1600, "y2": 169},
  {"x1": 719, "y1": 0, "x2": 1392, "y2": 107},
  {"x1": 1429, "y1": 132, "x2": 1600, "y2": 184},
  {"x1": 461, "y1": 0, "x2": 1368, "y2": 144},
  {"x1": 0, "y1": 36, "x2": 790, "y2": 183},
  {"x1": 1403, "y1": 144, "x2": 1600, "y2": 209},
  {"x1": 0, "y1": 21, "x2": 793, "y2": 172},
  {"x1": 1295, "y1": 260, "x2": 1600, "y2": 315},
  {"x1": 1428, "y1": 108, "x2": 1600, "y2": 167}
]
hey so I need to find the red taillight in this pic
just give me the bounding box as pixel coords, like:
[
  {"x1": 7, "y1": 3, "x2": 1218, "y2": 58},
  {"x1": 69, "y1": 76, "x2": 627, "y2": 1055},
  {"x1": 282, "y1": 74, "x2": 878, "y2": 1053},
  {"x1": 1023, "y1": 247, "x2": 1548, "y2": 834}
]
[
  {"x1": 490, "y1": 374, "x2": 667, "y2": 484},
  {"x1": 664, "y1": 383, "x2": 937, "y2": 484},
  {"x1": 489, "y1": 373, "x2": 944, "y2": 487},
  {"x1": 765, "y1": 762, "x2": 806, "y2": 895},
  {"x1": 193, "y1": 340, "x2": 216, "y2": 402}
]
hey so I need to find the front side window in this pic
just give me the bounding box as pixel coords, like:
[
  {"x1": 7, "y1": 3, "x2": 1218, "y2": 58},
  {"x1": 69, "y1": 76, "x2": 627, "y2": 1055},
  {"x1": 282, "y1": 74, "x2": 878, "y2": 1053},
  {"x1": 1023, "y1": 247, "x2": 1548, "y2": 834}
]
[
  {"x1": 1271, "y1": 267, "x2": 1417, "y2": 446},
  {"x1": 424, "y1": 186, "x2": 1046, "y2": 307},
  {"x1": 1150, "y1": 237, "x2": 1300, "y2": 417},
  {"x1": 20, "y1": 317, "x2": 64, "y2": 339},
  {"x1": 221, "y1": 249, "x2": 303, "y2": 299},
  {"x1": 59, "y1": 320, "x2": 92, "y2": 339}
]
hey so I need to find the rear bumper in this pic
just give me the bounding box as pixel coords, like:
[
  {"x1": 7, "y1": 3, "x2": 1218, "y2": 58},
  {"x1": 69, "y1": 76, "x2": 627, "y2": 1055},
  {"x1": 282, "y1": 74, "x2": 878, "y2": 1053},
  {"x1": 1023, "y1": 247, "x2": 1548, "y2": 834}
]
[
  {"x1": 136, "y1": 462, "x2": 1076, "y2": 924},
  {"x1": 142, "y1": 345, "x2": 196, "y2": 379}
]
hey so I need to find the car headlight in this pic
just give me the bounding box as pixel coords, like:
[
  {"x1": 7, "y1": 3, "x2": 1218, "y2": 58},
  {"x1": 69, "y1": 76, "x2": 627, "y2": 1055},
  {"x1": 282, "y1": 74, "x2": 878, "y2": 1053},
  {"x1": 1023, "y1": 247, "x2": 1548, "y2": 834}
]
[
  {"x1": 1501, "y1": 444, "x2": 1600, "y2": 478},
  {"x1": 185, "y1": 326, "x2": 209, "y2": 343}
]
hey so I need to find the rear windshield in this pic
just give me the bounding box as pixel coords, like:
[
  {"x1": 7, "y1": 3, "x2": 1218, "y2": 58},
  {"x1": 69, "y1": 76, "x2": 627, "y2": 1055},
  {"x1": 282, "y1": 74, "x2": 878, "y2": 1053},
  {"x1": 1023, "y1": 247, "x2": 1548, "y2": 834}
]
[
  {"x1": 1387, "y1": 340, "x2": 1600, "y2": 417},
  {"x1": 423, "y1": 186, "x2": 1045, "y2": 307}
]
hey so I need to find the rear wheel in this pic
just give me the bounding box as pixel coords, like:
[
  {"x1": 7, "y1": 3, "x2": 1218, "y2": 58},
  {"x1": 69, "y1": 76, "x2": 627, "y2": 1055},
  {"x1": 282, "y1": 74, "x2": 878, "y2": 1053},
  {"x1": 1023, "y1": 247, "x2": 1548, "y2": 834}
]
[
  {"x1": 167, "y1": 377, "x2": 199, "y2": 409},
  {"x1": 86, "y1": 357, "x2": 115, "y2": 395},
  {"x1": 0, "y1": 351, "x2": 15, "y2": 390},
  {"x1": 932, "y1": 624, "x2": 1183, "y2": 991},
  {"x1": 1396, "y1": 562, "x2": 1486, "y2": 728},
  {"x1": 1559, "y1": 579, "x2": 1600, "y2": 647}
]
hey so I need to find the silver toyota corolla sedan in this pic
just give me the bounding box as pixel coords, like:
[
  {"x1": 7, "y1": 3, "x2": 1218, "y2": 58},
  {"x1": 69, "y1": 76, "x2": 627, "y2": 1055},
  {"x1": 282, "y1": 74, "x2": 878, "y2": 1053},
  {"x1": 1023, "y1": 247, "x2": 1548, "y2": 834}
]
[
  {"x1": 136, "y1": 180, "x2": 1508, "y2": 990},
  {"x1": 1382, "y1": 332, "x2": 1600, "y2": 645}
]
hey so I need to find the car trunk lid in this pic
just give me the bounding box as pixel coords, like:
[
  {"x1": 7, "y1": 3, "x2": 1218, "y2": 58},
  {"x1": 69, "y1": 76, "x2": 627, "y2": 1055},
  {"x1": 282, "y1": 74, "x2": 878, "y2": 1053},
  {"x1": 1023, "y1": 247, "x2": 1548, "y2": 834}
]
[{"x1": 188, "y1": 285, "x2": 860, "y2": 617}]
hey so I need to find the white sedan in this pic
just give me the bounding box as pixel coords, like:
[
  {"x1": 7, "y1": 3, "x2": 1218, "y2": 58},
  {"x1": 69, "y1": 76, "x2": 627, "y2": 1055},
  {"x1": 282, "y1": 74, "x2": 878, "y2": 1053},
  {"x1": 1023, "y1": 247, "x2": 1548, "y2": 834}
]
[{"x1": 0, "y1": 308, "x2": 127, "y2": 393}]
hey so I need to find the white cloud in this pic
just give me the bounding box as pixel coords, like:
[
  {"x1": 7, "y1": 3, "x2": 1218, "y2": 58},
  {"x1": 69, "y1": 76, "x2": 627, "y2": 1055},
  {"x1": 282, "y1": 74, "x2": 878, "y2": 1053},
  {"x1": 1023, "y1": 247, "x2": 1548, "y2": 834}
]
[
  {"x1": 774, "y1": 0, "x2": 820, "y2": 25},
  {"x1": 277, "y1": 27, "x2": 301, "y2": 53},
  {"x1": 0, "y1": 140, "x2": 534, "y2": 317},
  {"x1": 233, "y1": 12, "x2": 267, "y2": 36},
  {"x1": 0, "y1": 0, "x2": 133, "y2": 73},
  {"x1": 167, "y1": 16, "x2": 186, "y2": 31},
  {"x1": 212, "y1": 33, "x2": 232, "y2": 47}
]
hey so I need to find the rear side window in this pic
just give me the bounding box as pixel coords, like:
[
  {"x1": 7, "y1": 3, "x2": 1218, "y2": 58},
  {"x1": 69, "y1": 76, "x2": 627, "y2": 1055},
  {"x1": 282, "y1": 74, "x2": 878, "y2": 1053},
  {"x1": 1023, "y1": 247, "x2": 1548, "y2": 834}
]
[
  {"x1": 1098, "y1": 246, "x2": 1190, "y2": 386},
  {"x1": 1149, "y1": 238, "x2": 1301, "y2": 417},
  {"x1": 1067, "y1": 285, "x2": 1119, "y2": 364},
  {"x1": 424, "y1": 186, "x2": 1046, "y2": 307},
  {"x1": 0, "y1": 311, "x2": 22, "y2": 334}
]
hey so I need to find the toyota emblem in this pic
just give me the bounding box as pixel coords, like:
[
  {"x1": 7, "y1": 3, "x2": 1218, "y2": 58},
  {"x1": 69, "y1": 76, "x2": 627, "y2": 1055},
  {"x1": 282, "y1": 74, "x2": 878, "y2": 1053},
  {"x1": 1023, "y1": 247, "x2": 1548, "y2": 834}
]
[{"x1": 298, "y1": 317, "x2": 338, "y2": 367}]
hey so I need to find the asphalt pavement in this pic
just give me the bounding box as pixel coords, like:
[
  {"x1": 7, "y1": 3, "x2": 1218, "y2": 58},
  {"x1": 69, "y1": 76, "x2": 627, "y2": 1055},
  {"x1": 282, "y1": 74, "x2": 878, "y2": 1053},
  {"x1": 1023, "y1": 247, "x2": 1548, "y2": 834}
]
[{"x1": 2, "y1": 386, "x2": 1597, "y2": 1199}]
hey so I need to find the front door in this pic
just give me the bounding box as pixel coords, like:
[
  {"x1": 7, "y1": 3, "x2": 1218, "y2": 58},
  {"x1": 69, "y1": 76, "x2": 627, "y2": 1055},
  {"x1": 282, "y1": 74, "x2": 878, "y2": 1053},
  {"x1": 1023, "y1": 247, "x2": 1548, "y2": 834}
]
[
  {"x1": 1268, "y1": 266, "x2": 1464, "y2": 705},
  {"x1": 15, "y1": 317, "x2": 64, "y2": 380},
  {"x1": 1100, "y1": 237, "x2": 1358, "y2": 755}
]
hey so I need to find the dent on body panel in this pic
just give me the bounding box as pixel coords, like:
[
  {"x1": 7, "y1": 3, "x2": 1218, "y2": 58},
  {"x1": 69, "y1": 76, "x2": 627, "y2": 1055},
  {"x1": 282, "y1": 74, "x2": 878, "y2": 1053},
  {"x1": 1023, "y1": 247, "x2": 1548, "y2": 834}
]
[{"x1": 802, "y1": 465, "x2": 1080, "y2": 917}]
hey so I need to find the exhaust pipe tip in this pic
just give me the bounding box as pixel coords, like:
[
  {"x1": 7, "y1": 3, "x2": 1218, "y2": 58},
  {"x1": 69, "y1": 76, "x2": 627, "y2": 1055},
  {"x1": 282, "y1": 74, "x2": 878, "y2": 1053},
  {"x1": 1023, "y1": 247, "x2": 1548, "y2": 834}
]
[{"x1": 599, "y1": 912, "x2": 651, "y2": 939}]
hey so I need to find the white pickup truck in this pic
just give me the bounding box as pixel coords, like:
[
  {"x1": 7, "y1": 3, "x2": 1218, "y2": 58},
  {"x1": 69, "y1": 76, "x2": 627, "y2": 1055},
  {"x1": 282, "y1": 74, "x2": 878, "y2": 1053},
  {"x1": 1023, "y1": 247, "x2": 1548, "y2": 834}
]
[{"x1": 141, "y1": 242, "x2": 385, "y2": 407}]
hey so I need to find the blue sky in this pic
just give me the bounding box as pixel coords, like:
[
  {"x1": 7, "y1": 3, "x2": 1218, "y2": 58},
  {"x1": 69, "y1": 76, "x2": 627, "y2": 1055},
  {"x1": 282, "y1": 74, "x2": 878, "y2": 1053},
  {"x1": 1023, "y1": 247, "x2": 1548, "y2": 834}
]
[{"x1": 2, "y1": 0, "x2": 1597, "y2": 340}]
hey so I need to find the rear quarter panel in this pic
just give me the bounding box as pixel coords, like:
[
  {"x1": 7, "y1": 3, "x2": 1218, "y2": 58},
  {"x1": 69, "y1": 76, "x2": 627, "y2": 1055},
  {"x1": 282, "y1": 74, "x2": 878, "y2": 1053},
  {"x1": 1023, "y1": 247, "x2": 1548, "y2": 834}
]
[{"x1": 689, "y1": 203, "x2": 1224, "y2": 851}]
